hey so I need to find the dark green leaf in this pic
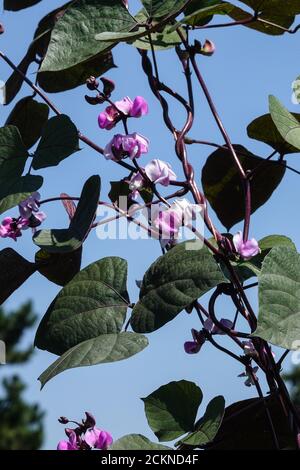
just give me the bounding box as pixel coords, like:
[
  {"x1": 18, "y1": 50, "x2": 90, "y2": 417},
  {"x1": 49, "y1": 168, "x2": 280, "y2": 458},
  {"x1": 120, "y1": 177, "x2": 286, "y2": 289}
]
[
  {"x1": 228, "y1": 0, "x2": 300, "y2": 36},
  {"x1": 110, "y1": 434, "x2": 171, "y2": 450},
  {"x1": 4, "y1": 0, "x2": 42, "y2": 11},
  {"x1": 255, "y1": 245, "x2": 300, "y2": 350},
  {"x1": 269, "y1": 95, "x2": 300, "y2": 151},
  {"x1": 39, "y1": 1, "x2": 137, "y2": 77},
  {"x1": 210, "y1": 396, "x2": 296, "y2": 449},
  {"x1": 178, "y1": 2, "x2": 233, "y2": 28},
  {"x1": 32, "y1": 115, "x2": 79, "y2": 170},
  {"x1": 35, "y1": 256, "x2": 129, "y2": 355},
  {"x1": 33, "y1": 175, "x2": 100, "y2": 253},
  {"x1": 0, "y1": 175, "x2": 43, "y2": 215},
  {"x1": 0, "y1": 249, "x2": 36, "y2": 305},
  {"x1": 177, "y1": 396, "x2": 225, "y2": 447},
  {"x1": 35, "y1": 248, "x2": 82, "y2": 286},
  {"x1": 0, "y1": 126, "x2": 28, "y2": 178},
  {"x1": 143, "y1": 380, "x2": 203, "y2": 442},
  {"x1": 202, "y1": 145, "x2": 286, "y2": 229},
  {"x1": 5, "y1": 97, "x2": 49, "y2": 150},
  {"x1": 131, "y1": 242, "x2": 226, "y2": 333},
  {"x1": 247, "y1": 112, "x2": 300, "y2": 155},
  {"x1": 38, "y1": 332, "x2": 148, "y2": 388},
  {"x1": 141, "y1": 0, "x2": 188, "y2": 19}
]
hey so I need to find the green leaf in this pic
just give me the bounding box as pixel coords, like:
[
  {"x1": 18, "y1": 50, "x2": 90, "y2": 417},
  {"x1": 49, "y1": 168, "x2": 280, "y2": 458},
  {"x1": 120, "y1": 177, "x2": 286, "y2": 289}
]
[
  {"x1": 234, "y1": 235, "x2": 295, "y2": 282},
  {"x1": 228, "y1": 0, "x2": 300, "y2": 36},
  {"x1": 39, "y1": 1, "x2": 137, "y2": 76},
  {"x1": 0, "y1": 249, "x2": 36, "y2": 306},
  {"x1": 32, "y1": 115, "x2": 79, "y2": 170},
  {"x1": 132, "y1": 27, "x2": 184, "y2": 51},
  {"x1": 95, "y1": 30, "x2": 146, "y2": 42},
  {"x1": 3, "y1": 3, "x2": 72, "y2": 103},
  {"x1": 177, "y1": 396, "x2": 225, "y2": 447},
  {"x1": 38, "y1": 332, "x2": 148, "y2": 388},
  {"x1": 178, "y1": 2, "x2": 233, "y2": 28},
  {"x1": 0, "y1": 175, "x2": 43, "y2": 216},
  {"x1": 143, "y1": 380, "x2": 203, "y2": 442},
  {"x1": 5, "y1": 97, "x2": 50, "y2": 150},
  {"x1": 202, "y1": 145, "x2": 286, "y2": 229},
  {"x1": 35, "y1": 257, "x2": 129, "y2": 355},
  {"x1": 0, "y1": 126, "x2": 29, "y2": 178},
  {"x1": 247, "y1": 112, "x2": 300, "y2": 155},
  {"x1": 210, "y1": 396, "x2": 296, "y2": 450},
  {"x1": 255, "y1": 245, "x2": 300, "y2": 350},
  {"x1": 110, "y1": 434, "x2": 171, "y2": 450},
  {"x1": 141, "y1": 0, "x2": 188, "y2": 19},
  {"x1": 33, "y1": 175, "x2": 100, "y2": 253},
  {"x1": 131, "y1": 242, "x2": 226, "y2": 333},
  {"x1": 269, "y1": 95, "x2": 300, "y2": 151},
  {"x1": 4, "y1": 0, "x2": 42, "y2": 11},
  {"x1": 35, "y1": 248, "x2": 82, "y2": 286}
]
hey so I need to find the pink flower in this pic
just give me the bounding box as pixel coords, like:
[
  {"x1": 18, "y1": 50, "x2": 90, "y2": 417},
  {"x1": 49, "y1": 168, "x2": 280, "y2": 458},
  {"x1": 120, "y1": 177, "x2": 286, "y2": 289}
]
[
  {"x1": 204, "y1": 318, "x2": 233, "y2": 335},
  {"x1": 233, "y1": 231, "x2": 260, "y2": 260},
  {"x1": 84, "y1": 428, "x2": 113, "y2": 450},
  {"x1": 104, "y1": 133, "x2": 149, "y2": 160},
  {"x1": 129, "y1": 172, "x2": 144, "y2": 200},
  {"x1": 98, "y1": 96, "x2": 148, "y2": 130},
  {"x1": 57, "y1": 430, "x2": 79, "y2": 451},
  {"x1": 145, "y1": 159, "x2": 177, "y2": 186},
  {"x1": 0, "y1": 217, "x2": 29, "y2": 241},
  {"x1": 152, "y1": 199, "x2": 200, "y2": 239}
]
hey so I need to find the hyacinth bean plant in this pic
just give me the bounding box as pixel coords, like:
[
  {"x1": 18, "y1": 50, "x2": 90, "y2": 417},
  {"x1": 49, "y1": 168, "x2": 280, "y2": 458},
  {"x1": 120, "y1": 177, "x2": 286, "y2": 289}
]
[{"x1": 1, "y1": 0, "x2": 300, "y2": 451}]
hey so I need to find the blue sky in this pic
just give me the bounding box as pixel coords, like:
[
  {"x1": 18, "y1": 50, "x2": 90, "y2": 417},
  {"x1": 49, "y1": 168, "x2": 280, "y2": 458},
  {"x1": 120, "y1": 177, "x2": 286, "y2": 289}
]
[{"x1": 1, "y1": 0, "x2": 300, "y2": 449}]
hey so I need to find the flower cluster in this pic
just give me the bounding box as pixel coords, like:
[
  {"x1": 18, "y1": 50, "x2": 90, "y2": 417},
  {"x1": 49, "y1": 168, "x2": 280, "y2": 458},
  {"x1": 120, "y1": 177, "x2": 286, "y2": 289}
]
[
  {"x1": 57, "y1": 412, "x2": 112, "y2": 451},
  {"x1": 184, "y1": 318, "x2": 233, "y2": 355},
  {"x1": 0, "y1": 192, "x2": 46, "y2": 242}
]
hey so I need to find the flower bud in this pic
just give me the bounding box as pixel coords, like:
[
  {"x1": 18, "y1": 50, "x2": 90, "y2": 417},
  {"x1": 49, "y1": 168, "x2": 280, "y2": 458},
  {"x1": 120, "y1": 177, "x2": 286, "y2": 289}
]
[
  {"x1": 86, "y1": 76, "x2": 99, "y2": 90},
  {"x1": 201, "y1": 39, "x2": 216, "y2": 56},
  {"x1": 101, "y1": 77, "x2": 115, "y2": 97},
  {"x1": 0, "y1": 23, "x2": 4, "y2": 35},
  {"x1": 85, "y1": 94, "x2": 105, "y2": 105},
  {"x1": 58, "y1": 417, "x2": 69, "y2": 425}
]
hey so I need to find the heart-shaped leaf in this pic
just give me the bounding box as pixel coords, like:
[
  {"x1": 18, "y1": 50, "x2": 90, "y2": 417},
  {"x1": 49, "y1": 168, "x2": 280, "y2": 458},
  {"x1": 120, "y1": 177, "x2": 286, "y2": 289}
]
[
  {"x1": 143, "y1": 380, "x2": 203, "y2": 442},
  {"x1": 32, "y1": 115, "x2": 79, "y2": 169},
  {"x1": 38, "y1": 332, "x2": 148, "y2": 388},
  {"x1": 0, "y1": 125, "x2": 28, "y2": 178},
  {"x1": 255, "y1": 245, "x2": 300, "y2": 350},
  {"x1": 177, "y1": 396, "x2": 225, "y2": 447},
  {"x1": 39, "y1": 0, "x2": 137, "y2": 77},
  {"x1": 0, "y1": 249, "x2": 36, "y2": 305},
  {"x1": 131, "y1": 242, "x2": 226, "y2": 333},
  {"x1": 269, "y1": 95, "x2": 300, "y2": 151},
  {"x1": 202, "y1": 145, "x2": 286, "y2": 229},
  {"x1": 5, "y1": 97, "x2": 49, "y2": 150},
  {"x1": 0, "y1": 175, "x2": 43, "y2": 215},
  {"x1": 33, "y1": 175, "x2": 100, "y2": 253},
  {"x1": 110, "y1": 434, "x2": 171, "y2": 450},
  {"x1": 35, "y1": 257, "x2": 129, "y2": 355}
]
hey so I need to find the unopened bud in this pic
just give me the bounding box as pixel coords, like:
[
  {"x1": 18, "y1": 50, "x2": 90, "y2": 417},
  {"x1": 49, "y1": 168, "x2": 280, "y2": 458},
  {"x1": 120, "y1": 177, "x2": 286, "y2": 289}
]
[
  {"x1": 86, "y1": 76, "x2": 99, "y2": 90},
  {"x1": 58, "y1": 416, "x2": 69, "y2": 424},
  {"x1": 85, "y1": 94, "x2": 105, "y2": 105},
  {"x1": 101, "y1": 77, "x2": 115, "y2": 97},
  {"x1": 0, "y1": 23, "x2": 4, "y2": 35},
  {"x1": 201, "y1": 39, "x2": 216, "y2": 56}
]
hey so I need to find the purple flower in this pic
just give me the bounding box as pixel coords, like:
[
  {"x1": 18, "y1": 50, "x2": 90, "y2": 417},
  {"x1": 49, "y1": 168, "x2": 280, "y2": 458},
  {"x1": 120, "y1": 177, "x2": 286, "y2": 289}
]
[
  {"x1": 84, "y1": 428, "x2": 113, "y2": 450},
  {"x1": 129, "y1": 172, "x2": 144, "y2": 200},
  {"x1": 238, "y1": 366, "x2": 259, "y2": 387},
  {"x1": 57, "y1": 430, "x2": 79, "y2": 451},
  {"x1": 19, "y1": 192, "x2": 41, "y2": 219},
  {"x1": 98, "y1": 96, "x2": 148, "y2": 130},
  {"x1": 152, "y1": 199, "x2": 200, "y2": 239},
  {"x1": 184, "y1": 329, "x2": 206, "y2": 355},
  {"x1": 204, "y1": 318, "x2": 233, "y2": 335},
  {"x1": 233, "y1": 231, "x2": 260, "y2": 260},
  {"x1": 145, "y1": 159, "x2": 177, "y2": 186},
  {"x1": 0, "y1": 217, "x2": 29, "y2": 241},
  {"x1": 104, "y1": 133, "x2": 149, "y2": 160}
]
